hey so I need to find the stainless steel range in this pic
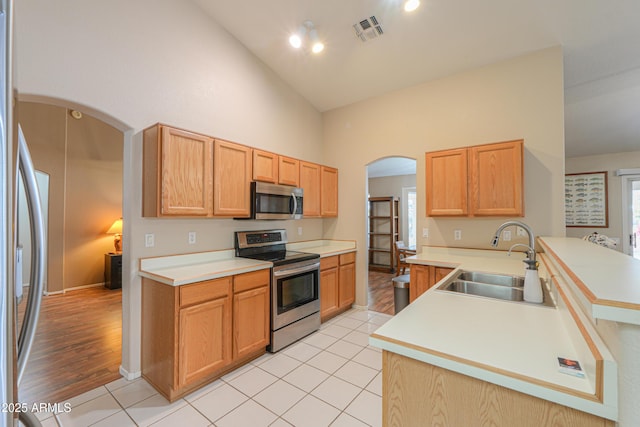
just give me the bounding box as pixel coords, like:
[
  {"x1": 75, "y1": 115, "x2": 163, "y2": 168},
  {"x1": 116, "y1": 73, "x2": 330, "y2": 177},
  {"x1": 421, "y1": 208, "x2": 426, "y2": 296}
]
[{"x1": 235, "y1": 229, "x2": 320, "y2": 352}]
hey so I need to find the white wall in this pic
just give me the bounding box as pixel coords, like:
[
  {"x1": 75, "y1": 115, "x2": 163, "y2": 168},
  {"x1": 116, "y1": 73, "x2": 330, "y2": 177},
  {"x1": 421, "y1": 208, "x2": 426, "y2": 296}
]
[
  {"x1": 16, "y1": 0, "x2": 324, "y2": 376},
  {"x1": 323, "y1": 47, "x2": 566, "y2": 308},
  {"x1": 565, "y1": 150, "x2": 640, "y2": 251}
]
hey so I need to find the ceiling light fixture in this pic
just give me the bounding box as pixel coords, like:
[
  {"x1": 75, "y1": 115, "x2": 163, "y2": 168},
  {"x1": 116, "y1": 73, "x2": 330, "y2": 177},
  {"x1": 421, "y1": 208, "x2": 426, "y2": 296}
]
[
  {"x1": 289, "y1": 20, "x2": 324, "y2": 54},
  {"x1": 404, "y1": 0, "x2": 420, "y2": 12}
]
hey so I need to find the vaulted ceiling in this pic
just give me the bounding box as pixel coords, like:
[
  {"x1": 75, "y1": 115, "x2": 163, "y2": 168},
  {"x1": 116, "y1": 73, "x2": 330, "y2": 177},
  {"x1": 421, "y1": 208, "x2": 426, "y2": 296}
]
[{"x1": 194, "y1": 0, "x2": 640, "y2": 159}]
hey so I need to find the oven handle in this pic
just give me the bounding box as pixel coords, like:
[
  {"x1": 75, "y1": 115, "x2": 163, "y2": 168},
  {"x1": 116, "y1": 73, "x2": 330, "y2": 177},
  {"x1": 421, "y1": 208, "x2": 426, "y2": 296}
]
[{"x1": 273, "y1": 262, "x2": 320, "y2": 277}]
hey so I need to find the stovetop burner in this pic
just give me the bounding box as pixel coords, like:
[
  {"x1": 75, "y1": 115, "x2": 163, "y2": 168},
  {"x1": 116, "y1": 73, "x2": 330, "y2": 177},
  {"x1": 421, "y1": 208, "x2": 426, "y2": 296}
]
[{"x1": 234, "y1": 230, "x2": 319, "y2": 266}]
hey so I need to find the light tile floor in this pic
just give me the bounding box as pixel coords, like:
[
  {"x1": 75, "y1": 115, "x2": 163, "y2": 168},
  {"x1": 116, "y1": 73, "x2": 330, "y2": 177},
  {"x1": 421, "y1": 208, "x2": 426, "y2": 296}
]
[{"x1": 36, "y1": 309, "x2": 391, "y2": 427}]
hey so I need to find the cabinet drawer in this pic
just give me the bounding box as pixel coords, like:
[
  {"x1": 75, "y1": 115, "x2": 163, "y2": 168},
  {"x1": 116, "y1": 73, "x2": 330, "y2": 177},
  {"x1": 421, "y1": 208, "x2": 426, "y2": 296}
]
[
  {"x1": 321, "y1": 255, "x2": 339, "y2": 270},
  {"x1": 180, "y1": 277, "x2": 231, "y2": 307},
  {"x1": 234, "y1": 269, "x2": 270, "y2": 293},
  {"x1": 339, "y1": 252, "x2": 355, "y2": 265}
]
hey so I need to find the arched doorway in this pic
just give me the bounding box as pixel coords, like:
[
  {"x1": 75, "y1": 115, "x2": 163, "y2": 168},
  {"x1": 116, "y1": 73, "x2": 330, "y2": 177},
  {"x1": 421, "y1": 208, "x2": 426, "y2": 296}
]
[
  {"x1": 365, "y1": 156, "x2": 417, "y2": 314},
  {"x1": 17, "y1": 97, "x2": 129, "y2": 404}
]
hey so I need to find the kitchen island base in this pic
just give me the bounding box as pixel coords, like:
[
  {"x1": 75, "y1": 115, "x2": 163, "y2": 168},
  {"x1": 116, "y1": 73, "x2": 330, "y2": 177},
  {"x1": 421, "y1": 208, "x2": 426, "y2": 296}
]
[{"x1": 382, "y1": 351, "x2": 613, "y2": 427}]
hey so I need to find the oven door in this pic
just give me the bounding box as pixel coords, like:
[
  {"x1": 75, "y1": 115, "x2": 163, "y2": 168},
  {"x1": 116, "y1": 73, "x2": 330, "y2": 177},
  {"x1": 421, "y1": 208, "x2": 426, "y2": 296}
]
[
  {"x1": 272, "y1": 259, "x2": 320, "y2": 330},
  {"x1": 253, "y1": 182, "x2": 303, "y2": 220}
]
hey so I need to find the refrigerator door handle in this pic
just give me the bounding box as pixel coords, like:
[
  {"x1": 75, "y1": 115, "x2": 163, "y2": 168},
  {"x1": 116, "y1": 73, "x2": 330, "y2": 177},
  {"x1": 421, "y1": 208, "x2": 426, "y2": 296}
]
[{"x1": 16, "y1": 125, "x2": 46, "y2": 385}]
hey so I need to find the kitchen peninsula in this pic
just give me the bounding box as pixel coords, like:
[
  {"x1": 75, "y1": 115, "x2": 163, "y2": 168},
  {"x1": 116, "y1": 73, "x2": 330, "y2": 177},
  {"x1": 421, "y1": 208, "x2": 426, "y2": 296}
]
[{"x1": 370, "y1": 241, "x2": 621, "y2": 427}]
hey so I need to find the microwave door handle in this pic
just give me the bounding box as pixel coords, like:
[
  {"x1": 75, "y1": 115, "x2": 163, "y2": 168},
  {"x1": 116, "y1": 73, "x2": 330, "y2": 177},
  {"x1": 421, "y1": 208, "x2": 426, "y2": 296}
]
[{"x1": 291, "y1": 192, "x2": 298, "y2": 216}]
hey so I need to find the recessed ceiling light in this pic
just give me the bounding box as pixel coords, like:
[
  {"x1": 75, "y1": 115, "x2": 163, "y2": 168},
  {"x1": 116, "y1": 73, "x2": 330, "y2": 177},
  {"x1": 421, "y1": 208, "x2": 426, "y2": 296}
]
[
  {"x1": 289, "y1": 33, "x2": 302, "y2": 49},
  {"x1": 404, "y1": 0, "x2": 420, "y2": 12}
]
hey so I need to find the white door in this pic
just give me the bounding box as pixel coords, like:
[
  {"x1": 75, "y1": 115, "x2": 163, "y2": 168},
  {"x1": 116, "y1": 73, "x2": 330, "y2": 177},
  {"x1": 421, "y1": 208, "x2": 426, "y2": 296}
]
[{"x1": 622, "y1": 175, "x2": 640, "y2": 259}]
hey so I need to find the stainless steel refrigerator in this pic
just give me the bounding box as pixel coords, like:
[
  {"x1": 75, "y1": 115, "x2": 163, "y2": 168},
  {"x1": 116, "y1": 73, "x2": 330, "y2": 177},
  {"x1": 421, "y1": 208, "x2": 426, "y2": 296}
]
[{"x1": 1, "y1": 1, "x2": 46, "y2": 426}]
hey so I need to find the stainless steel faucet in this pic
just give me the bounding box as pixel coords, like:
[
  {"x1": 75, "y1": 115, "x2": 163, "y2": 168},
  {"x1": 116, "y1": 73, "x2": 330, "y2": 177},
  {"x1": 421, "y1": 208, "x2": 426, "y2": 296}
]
[{"x1": 491, "y1": 221, "x2": 537, "y2": 269}]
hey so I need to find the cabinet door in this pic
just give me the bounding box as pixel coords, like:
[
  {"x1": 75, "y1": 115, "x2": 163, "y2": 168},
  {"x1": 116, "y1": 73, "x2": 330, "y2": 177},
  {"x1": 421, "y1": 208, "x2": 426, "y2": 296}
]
[
  {"x1": 469, "y1": 140, "x2": 523, "y2": 216},
  {"x1": 433, "y1": 267, "x2": 454, "y2": 285},
  {"x1": 321, "y1": 166, "x2": 338, "y2": 217},
  {"x1": 252, "y1": 149, "x2": 278, "y2": 183},
  {"x1": 278, "y1": 156, "x2": 300, "y2": 186},
  {"x1": 410, "y1": 265, "x2": 434, "y2": 303},
  {"x1": 178, "y1": 295, "x2": 231, "y2": 387},
  {"x1": 299, "y1": 161, "x2": 321, "y2": 217},
  {"x1": 233, "y1": 285, "x2": 270, "y2": 360},
  {"x1": 338, "y1": 262, "x2": 355, "y2": 308},
  {"x1": 213, "y1": 140, "x2": 252, "y2": 217},
  {"x1": 320, "y1": 261, "x2": 340, "y2": 321},
  {"x1": 425, "y1": 148, "x2": 467, "y2": 216},
  {"x1": 150, "y1": 126, "x2": 213, "y2": 217}
]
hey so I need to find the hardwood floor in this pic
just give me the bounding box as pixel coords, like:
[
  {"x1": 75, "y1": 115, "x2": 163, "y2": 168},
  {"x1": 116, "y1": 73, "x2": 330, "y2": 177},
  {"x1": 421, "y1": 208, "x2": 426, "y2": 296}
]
[
  {"x1": 17, "y1": 286, "x2": 122, "y2": 405},
  {"x1": 367, "y1": 270, "x2": 396, "y2": 315}
]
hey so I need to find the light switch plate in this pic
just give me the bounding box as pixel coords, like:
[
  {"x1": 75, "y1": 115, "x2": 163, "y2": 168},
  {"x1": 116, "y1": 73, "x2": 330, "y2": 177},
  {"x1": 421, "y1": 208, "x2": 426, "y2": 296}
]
[
  {"x1": 145, "y1": 233, "x2": 155, "y2": 248},
  {"x1": 188, "y1": 231, "x2": 196, "y2": 244},
  {"x1": 503, "y1": 230, "x2": 512, "y2": 241},
  {"x1": 422, "y1": 228, "x2": 429, "y2": 238},
  {"x1": 517, "y1": 227, "x2": 527, "y2": 237}
]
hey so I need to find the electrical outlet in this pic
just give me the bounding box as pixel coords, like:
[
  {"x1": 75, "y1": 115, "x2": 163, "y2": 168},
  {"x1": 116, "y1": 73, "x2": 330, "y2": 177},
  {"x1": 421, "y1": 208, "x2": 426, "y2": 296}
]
[
  {"x1": 188, "y1": 231, "x2": 196, "y2": 244},
  {"x1": 517, "y1": 227, "x2": 527, "y2": 237},
  {"x1": 454, "y1": 229, "x2": 462, "y2": 240},
  {"x1": 145, "y1": 233, "x2": 155, "y2": 248},
  {"x1": 422, "y1": 228, "x2": 429, "y2": 238},
  {"x1": 503, "y1": 230, "x2": 512, "y2": 241},
  {"x1": 297, "y1": 227, "x2": 303, "y2": 236}
]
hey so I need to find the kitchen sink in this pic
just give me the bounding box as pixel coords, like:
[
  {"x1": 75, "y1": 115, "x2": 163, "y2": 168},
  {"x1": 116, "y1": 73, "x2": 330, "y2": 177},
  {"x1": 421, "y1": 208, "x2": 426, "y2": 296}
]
[
  {"x1": 457, "y1": 271, "x2": 524, "y2": 287},
  {"x1": 437, "y1": 270, "x2": 555, "y2": 307}
]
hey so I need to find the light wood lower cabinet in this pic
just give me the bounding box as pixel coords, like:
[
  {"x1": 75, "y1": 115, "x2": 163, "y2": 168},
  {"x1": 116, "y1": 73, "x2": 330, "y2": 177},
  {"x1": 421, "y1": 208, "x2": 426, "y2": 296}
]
[
  {"x1": 233, "y1": 270, "x2": 270, "y2": 360},
  {"x1": 409, "y1": 265, "x2": 454, "y2": 302},
  {"x1": 178, "y1": 293, "x2": 231, "y2": 387},
  {"x1": 142, "y1": 269, "x2": 270, "y2": 401},
  {"x1": 382, "y1": 351, "x2": 613, "y2": 427},
  {"x1": 320, "y1": 252, "x2": 356, "y2": 322}
]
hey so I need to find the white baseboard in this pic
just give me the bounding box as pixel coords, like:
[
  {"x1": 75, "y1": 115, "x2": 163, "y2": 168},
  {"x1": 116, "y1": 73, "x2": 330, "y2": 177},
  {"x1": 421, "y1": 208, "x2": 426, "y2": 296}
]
[
  {"x1": 119, "y1": 365, "x2": 141, "y2": 381},
  {"x1": 352, "y1": 304, "x2": 369, "y2": 311},
  {"x1": 43, "y1": 282, "x2": 105, "y2": 296}
]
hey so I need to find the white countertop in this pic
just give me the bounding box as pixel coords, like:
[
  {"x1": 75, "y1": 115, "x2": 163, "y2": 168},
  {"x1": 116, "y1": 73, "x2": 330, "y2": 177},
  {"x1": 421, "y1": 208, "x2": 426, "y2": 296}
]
[
  {"x1": 139, "y1": 250, "x2": 271, "y2": 286},
  {"x1": 371, "y1": 246, "x2": 617, "y2": 420},
  {"x1": 288, "y1": 239, "x2": 356, "y2": 257},
  {"x1": 540, "y1": 237, "x2": 640, "y2": 325},
  {"x1": 138, "y1": 240, "x2": 356, "y2": 286}
]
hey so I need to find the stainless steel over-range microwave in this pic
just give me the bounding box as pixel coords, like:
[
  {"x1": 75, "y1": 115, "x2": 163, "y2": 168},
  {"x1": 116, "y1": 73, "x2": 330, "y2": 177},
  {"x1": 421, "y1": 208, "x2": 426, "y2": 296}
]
[{"x1": 241, "y1": 181, "x2": 303, "y2": 220}]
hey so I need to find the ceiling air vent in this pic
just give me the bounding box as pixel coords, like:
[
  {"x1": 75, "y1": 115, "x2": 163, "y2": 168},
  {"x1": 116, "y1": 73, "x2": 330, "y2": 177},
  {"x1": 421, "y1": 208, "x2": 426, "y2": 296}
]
[{"x1": 353, "y1": 16, "x2": 384, "y2": 42}]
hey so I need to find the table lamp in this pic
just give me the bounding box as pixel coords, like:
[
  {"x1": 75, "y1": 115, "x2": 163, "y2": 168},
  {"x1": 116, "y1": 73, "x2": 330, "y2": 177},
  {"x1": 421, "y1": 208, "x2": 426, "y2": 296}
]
[{"x1": 107, "y1": 217, "x2": 123, "y2": 253}]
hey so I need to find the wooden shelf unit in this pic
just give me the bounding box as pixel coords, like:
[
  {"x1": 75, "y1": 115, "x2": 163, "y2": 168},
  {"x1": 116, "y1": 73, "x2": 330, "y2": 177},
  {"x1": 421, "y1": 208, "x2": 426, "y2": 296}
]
[{"x1": 368, "y1": 197, "x2": 399, "y2": 273}]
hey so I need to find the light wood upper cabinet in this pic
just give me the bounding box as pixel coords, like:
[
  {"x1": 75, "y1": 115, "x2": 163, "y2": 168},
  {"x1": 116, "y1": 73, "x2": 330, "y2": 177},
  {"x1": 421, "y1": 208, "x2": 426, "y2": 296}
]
[
  {"x1": 213, "y1": 139, "x2": 252, "y2": 217},
  {"x1": 469, "y1": 140, "x2": 523, "y2": 216},
  {"x1": 425, "y1": 140, "x2": 523, "y2": 217},
  {"x1": 321, "y1": 166, "x2": 339, "y2": 217},
  {"x1": 252, "y1": 149, "x2": 278, "y2": 183},
  {"x1": 425, "y1": 148, "x2": 468, "y2": 216},
  {"x1": 299, "y1": 161, "x2": 321, "y2": 217},
  {"x1": 278, "y1": 156, "x2": 300, "y2": 186},
  {"x1": 143, "y1": 125, "x2": 213, "y2": 217}
]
